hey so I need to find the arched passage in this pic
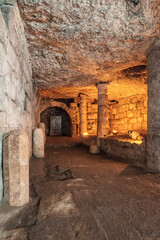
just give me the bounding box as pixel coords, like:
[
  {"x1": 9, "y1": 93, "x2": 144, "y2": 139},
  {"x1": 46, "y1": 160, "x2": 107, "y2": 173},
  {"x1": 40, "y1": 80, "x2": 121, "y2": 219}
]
[
  {"x1": 39, "y1": 101, "x2": 77, "y2": 137},
  {"x1": 40, "y1": 107, "x2": 72, "y2": 137},
  {"x1": 39, "y1": 101, "x2": 74, "y2": 124}
]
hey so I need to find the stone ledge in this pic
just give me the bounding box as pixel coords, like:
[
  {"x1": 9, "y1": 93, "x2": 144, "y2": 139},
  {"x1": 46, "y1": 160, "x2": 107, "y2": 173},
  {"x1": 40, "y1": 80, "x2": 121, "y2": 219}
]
[
  {"x1": 101, "y1": 137, "x2": 147, "y2": 169},
  {"x1": 82, "y1": 135, "x2": 147, "y2": 169}
]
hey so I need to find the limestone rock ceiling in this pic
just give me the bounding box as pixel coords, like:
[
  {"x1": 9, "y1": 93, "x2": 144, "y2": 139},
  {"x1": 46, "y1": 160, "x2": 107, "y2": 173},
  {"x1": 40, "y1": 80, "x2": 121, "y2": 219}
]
[{"x1": 17, "y1": 0, "x2": 160, "y2": 99}]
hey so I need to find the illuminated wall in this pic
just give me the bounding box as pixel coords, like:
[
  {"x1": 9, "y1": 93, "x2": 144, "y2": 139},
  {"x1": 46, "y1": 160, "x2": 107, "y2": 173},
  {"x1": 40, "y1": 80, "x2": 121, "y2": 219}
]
[
  {"x1": 109, "y1": 94, "x2": 147, "y2": 136},
  {"x1": 86, "y1": 94, "x2": 147, "y2": 136}
]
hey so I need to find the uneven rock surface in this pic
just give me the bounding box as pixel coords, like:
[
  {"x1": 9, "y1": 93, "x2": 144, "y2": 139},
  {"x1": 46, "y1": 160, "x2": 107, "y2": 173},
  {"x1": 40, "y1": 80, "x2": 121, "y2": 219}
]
[
  {"x1": 89, "y1": 145, "x2": 100, "y2": 154},
  {"x1": 2, "y1": 143, "x2": 160, "y2": 239},
  {"x1": 17, "y1": 0, "x2": 160, "y2": 99}
]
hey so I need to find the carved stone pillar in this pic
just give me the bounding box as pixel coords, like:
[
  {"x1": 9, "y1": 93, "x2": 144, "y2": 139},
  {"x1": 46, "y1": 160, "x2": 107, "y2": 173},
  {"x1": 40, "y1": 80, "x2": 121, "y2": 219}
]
[
  {"x1": 3, "y1": 130, "x2": 29, "y2": 206},
  {"x1": 33, "y1": 128, "x2": 44, "y2": 158},
  {"x1": 79, "y1": 94, "x2": 87, "y2": 136},
  {"x1": 38, "y1": 122, "x2": 46, "y2": 144},
  {"x1": 147, "y1": 40, "x2": 160, "y2": 172},
  {"x1": 97, "y1": 83, "x2": 109, "y2": 143}
]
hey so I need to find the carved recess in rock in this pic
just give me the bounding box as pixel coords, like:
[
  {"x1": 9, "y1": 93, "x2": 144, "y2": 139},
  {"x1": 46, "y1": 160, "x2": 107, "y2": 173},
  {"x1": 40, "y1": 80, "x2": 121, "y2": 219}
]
[{"x1": 17, "y1": 0, "x2": 160, "y2": 98}]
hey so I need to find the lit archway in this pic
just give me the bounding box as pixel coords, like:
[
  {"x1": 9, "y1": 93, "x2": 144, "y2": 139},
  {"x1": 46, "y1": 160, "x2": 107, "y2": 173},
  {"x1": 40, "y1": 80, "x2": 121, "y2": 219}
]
[
  {"x1": 39, "y1": 101, "x2": 76, "y2": 137},
  {"x1": 40, "y1": 106, "x2": 72, "y2": 136}
]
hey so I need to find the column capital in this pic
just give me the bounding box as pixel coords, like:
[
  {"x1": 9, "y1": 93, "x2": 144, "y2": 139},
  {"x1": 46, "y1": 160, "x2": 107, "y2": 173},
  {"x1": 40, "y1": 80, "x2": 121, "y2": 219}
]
[
  {"x1": 96, "y1": 82, "x2": 109, "y2": 90},
  {"x1": 146, "y1": 38, "x2": 160, "y2": 57},
  {"x1": 97, "y1": 82, "x2": 109, "y2": 95},
  {"x1": 79, "y1": 93, "x2": 87, "y2": 100}
]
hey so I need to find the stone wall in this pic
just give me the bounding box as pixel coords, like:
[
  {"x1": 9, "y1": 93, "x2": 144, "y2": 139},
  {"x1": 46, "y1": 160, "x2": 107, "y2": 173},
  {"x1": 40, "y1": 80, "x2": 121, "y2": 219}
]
[
  {"x1": 87, "y1": 102, "x2": 98, "y2": 135},
  {"x1": 100, "y1": 138, "x2": 147, "y2": 168},
  {"x1": 82, "y1": 135, "x2": 146, "y2": 168},
  {"x1": 86, "y1": 94, "x2": 147, "y2": 136},
  {"x1": 0, "y1": 2, "x2": 37, "y2": 200},
  {"x1": 109, "y1": 94, "x2": 147, "y2": 135}
]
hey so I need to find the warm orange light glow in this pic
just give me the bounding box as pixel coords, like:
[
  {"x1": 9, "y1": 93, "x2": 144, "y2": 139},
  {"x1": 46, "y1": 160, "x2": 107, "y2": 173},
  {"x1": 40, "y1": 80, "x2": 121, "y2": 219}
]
[
  {"x1": 117, "y1": 138, "x2": 143, "y2": 145},
  {"x1": 133, "y1": 140, "x2": 143, "y2": 145},
  {"x1": 83, "y1": 132, "x2": 88, "y2": 136},
  {"x1": 112, "y1": 130, "x2": 118, "y2": 135},
  {"x1": 113, "y1": 130, "x2": 117, "y2": 133}
]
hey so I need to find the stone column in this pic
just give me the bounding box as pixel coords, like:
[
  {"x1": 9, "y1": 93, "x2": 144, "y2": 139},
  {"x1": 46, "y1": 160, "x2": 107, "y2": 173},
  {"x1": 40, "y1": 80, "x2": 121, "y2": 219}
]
[
  {"x1": 38, "y1": 122, "x2": 46, "y2": 144},
  {"x1": 147, "y1": 41, "x2": 160, "y2": 172},
  {"x1": 72, "y1": 124, "x2": 77, "y2": 137},
  {"x1": 33, "y1": 128, "x2": 44, "y2": 158},
  {"x1": 3, "y1": 130, "x2": 29, "y2": 206},
  {"x1": 79, "y1": 94, "x2": 87, "y2": 136},
  {"x1": 97, "y1": 83, "x2": 109, "y2": 144}
]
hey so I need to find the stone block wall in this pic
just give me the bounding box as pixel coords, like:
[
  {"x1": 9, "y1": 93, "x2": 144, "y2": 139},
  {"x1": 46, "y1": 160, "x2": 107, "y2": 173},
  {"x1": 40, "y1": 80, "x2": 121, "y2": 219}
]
[
  {"x1": 86, "y1": 94, "x2": 147, "y2": 136},
  {"x1": 87, "y1": 103, "x2": 98, "y2": 135},
  {"x1": 82, "y1": 135, "x2": 146, "y2": 169},
  {"x1": 100, "y1": 138, "x2": 147, "y2": 168},
  {"x1": 0, "y1": 2, "x2": 37, "y2": 200},
  {"x1": 109, "y1": 94, "x2": 147, "y2": 135}
]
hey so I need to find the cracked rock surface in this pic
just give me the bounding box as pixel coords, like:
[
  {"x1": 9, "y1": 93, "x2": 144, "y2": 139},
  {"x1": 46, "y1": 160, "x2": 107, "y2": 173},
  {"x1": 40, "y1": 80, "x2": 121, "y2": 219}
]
[{"x1": 17, "y1": 0, "x2": 160, "y2": 99}]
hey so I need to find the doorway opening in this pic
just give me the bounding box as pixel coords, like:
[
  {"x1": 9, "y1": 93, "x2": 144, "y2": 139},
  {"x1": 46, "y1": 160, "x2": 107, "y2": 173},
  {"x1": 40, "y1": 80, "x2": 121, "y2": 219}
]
[{"x1": 40, "y1": 107, "x2": 72, "y2": 137}]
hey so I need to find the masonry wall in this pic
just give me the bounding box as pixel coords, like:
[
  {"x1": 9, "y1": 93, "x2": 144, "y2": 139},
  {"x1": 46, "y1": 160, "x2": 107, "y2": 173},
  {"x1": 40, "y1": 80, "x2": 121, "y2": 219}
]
[
  {"x1": 86, "y1": 95, "x2": 147, "y2": 136},
  {"x1": 0, "y1": 2, "x2": 37, "y2": 200},
  {"x1": 100, "y1": 138, "x2": 147, "y2": 168},
  {"x1": 87, "y1": 102, "x2": 98, "y2": 135},
  {"x1": 82, "y1": 135, "x2": 146, "y2": 168},
  {"x1": 109, "y1": 94, "x2": 147, "y2": 135}
]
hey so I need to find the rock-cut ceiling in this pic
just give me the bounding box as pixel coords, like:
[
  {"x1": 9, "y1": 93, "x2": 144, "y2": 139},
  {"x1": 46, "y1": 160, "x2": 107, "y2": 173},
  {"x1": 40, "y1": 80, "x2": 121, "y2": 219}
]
[{"x1": 17, "y1": 0, "x2": 160, "y2": 99}]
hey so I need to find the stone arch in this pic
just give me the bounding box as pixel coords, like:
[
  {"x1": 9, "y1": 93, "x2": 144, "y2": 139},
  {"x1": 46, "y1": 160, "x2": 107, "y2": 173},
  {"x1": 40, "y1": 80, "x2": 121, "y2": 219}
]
[
  {"x1": 39, "y1": 101, "x2": 77, "y2": 137},
  {"x1": 39, "y1": 101, "x2": 74, "y2": 124}
]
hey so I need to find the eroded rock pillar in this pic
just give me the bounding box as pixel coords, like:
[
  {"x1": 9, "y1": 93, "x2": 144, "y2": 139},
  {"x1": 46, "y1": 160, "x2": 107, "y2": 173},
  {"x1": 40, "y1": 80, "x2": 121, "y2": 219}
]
[
  {"x1": 80, "y1": 94, "x2": 87, "y2": 136},
  {"x1": 97, "y1": 83, "x2": 109, "y2": 145},
  {"x1": 33, "y1": 128, "x2": 44, "y2": 158},
  {"x1": 147, "y1": 42, "x2": 160, "y2": 172},
  {"x1": 3, "y1": 130, "x2": 29, "y2": 206}
]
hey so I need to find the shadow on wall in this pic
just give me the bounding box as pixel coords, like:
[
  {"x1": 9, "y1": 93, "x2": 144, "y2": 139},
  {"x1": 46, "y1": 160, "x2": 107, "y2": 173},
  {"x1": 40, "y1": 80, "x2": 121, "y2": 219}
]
[{"x1": 40, "y1": 107, "x2": 72, "y2": 137}]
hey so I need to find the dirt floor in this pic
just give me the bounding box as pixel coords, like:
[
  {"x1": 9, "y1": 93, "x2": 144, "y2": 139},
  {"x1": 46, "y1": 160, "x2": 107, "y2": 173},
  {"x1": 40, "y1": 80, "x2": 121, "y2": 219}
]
[{"x1": 1, "y1": 138, "x2": 160, "y2": 240}]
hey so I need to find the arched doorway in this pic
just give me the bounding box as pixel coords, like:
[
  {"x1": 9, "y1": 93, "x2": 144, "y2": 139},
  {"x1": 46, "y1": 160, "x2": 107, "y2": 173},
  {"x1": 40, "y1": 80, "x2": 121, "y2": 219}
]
[{"x1": 40, "y1": 107, "x2": 72, "y2": 137}]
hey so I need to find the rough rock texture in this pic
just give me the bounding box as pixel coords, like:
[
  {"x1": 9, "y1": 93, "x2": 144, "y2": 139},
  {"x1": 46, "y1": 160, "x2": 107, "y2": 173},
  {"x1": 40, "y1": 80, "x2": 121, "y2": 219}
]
[
  {"x1": 17, "y1": 0, "x2": 160, "y2": 99},
  {"x1": 89, "y1": 145, "x2": 100, "y2": 155},
  {"x1": 0, "y1": 183, "x2": 40, "y2": 239},
  {"x1": 3, "y1": 131, "x2": 29, "y2": 206},
  {"x1": 147, "y1": 42, "x2": 160, "y2": 172},
  {"x1": 0, "y1": 2, "x2": 37, "y2": 200},
  {"x1": 82, "y1": 135, "x2": 146, "y2": 168},
  {"x1": 33, "y1": 128, "x2": 44, "y2": 158},
  {"x1": 101, "y1": 137, "x2": 147, "y2": 168}
]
